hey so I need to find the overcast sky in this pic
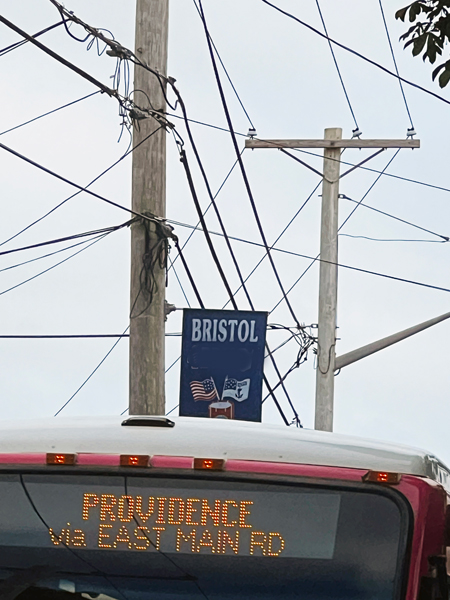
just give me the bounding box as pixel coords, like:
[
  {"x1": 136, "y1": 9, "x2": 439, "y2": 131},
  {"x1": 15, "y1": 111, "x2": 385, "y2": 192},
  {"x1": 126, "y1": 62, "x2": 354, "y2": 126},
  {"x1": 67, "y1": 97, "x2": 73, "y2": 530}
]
[{"x1": 1, "y1": 0, "x2": 450, "y2": 462}]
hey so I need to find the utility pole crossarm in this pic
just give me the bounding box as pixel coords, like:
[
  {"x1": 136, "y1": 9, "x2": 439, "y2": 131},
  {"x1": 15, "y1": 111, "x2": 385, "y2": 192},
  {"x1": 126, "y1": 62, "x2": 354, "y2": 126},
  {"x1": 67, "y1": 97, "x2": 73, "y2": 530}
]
[{"x1": 245, "y1": 139, "x2": 420, "y2": 149}]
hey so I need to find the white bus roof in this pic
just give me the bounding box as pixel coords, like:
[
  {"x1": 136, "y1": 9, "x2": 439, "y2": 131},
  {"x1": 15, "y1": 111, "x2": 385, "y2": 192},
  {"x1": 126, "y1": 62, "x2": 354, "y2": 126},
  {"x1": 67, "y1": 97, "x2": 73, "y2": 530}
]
[{"x1": 0, "y1": 415, "x2": 448, "y2": 489}]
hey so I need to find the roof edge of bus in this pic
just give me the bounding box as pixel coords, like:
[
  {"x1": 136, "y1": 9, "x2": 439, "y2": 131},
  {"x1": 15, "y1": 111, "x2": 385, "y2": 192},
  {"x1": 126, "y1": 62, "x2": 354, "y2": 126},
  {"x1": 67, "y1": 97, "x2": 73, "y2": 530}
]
[{"x1": 0, "y1": 415, "x2": 447, "y2": 488}]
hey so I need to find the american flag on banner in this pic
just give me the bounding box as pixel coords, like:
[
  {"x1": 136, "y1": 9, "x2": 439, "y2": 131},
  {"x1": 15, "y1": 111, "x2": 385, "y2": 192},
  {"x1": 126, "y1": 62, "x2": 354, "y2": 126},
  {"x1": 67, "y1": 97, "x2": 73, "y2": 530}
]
[{"x1": 190, "y1": 377, "x2": 219, "y2": 402}]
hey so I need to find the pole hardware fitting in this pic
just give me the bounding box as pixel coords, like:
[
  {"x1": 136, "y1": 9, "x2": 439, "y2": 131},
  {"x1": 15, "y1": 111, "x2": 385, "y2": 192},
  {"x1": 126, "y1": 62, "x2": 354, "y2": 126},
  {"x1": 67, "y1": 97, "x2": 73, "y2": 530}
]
[
  {"x1": 407, "y1": 127, "x2": 416, "y2": 138},
  {"x1": 247, "y1": 128, "x2": 257, "y2": 138},
  {"x1": 129, "y1": 108, "x2": 147, "y2": 121},
  {"x1": 106, "y1": 43, "x2": 133, "y2": 60},
  {"x1": 351, "y1": 128, "x2": 362, "y2": 139},
  {"x1": 164, "y1": 300, "x2": 177, "y2": 321}
]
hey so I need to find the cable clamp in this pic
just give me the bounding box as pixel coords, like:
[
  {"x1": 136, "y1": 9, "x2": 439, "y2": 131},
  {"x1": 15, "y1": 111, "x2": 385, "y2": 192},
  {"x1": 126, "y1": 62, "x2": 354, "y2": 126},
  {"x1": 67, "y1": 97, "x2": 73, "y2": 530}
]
[{"x1": 106, "y1": 42, "x2": 132, "y2": 60}]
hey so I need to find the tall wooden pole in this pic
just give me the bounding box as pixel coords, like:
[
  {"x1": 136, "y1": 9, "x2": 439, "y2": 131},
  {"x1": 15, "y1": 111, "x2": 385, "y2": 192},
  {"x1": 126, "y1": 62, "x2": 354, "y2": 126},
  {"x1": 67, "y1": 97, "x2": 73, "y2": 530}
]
[
  {"x1": 314, "y1": 127, "x2": 342, "y2": 432},
  {"x1": 129, "y1": 0, "x2": 169, "y2": 415},
  {"x1": 245, "y1": 134, "x2": 419, "y2": 431}
]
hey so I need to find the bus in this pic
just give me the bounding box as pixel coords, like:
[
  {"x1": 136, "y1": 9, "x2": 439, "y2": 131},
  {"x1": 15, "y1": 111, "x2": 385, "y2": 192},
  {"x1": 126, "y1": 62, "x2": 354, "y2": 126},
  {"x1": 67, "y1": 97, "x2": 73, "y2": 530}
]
[{"x1": 0, "y1": 414, "x2": 448, "y2": 600}]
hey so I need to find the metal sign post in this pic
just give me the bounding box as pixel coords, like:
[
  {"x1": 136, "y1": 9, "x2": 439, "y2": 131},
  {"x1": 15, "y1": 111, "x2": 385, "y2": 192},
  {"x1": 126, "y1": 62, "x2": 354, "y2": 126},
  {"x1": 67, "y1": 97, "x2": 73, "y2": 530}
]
[{"x1": 179, "y1": 309, "x2": 267, "y2": 421}]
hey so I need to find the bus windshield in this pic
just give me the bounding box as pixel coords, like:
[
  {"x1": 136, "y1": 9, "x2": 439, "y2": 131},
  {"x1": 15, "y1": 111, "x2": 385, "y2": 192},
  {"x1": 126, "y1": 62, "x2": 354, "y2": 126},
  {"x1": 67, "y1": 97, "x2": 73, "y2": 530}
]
[{"x1": 0, "y1": 473, "x2": 409, "y2": 600}]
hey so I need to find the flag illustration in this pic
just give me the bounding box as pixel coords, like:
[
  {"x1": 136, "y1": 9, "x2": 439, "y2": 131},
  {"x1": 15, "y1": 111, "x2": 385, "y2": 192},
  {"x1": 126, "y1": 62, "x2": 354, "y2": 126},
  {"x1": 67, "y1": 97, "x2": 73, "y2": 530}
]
[
  {"x1": 222, "y1": 376, "x2": 250, "y2": 402},
  {"x1": 190, "y1": 377, "x2": 219, "y2": 402}
]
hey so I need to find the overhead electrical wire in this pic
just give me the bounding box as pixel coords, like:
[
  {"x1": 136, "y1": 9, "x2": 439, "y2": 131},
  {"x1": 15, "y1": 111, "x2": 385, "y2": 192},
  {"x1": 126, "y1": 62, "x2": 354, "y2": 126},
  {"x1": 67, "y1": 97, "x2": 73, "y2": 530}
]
[
  {"x1": 222, "y1": 179, "x2": 323, "y2": 309},
  {"x1": 0, "y1": 137, "x2": 165, "y2": 225},
  {"x1": 197, "y1": 0, "x2": 301, "y2": 330},
  {"x1": 0, "y1": 19, "x2": 63, "y2": 57},
  {"x1": 0, "y1": 234, "x2": 114, "y2": 274},
  {"x1": 0, "y1": 91, "x2": 100, "y2": 137},
  {"x1": 0, "y1": 219, "x2": 134, "y2": 258},
  {"x1": 170, "y1": 217, "x2": 450, "y2": 294},
  {"x1": 338, "y1": 150, "x2": 401, "y2": 232},
  {"x1": 0, "y1": 126, "x2": 162, "y2": 249},
  {"x1": 314, "y1": 0, "x2": 359, "y2": 132},
  {"x1": 0, "y1": 334, "x2": 130, "y2": 339},
  {"x1": 378, "y1": 0, "x2": 415, "y2": 131},
  {"x1": 178, "y1": 4, "x2": 310, "y2": 424},
  {"x1": 270, "y1": 151, "x2": 401, "y2": 314},
  {"x1": 0, "y1": 15, "x2": 116, "y2": 97},
  {"x1": 177, "y1": 148, "x2": 294, "y2": 425},
  {"x1": 167, "y1": 143, "x2": 243, "y2": 273},
  {"x1": 339, "y1": 234, "x2": 442, "y2": 243},
  {"x1": 260, "y1": 0, "x2": 450, "y2": 109},
  {"x1": 191, "y1": 0, "x2": 255, "y2": 129},
  {"x1": 291, "y1": 146, "x2": 450, "y2": 197},
  {"x1": 54, "y1": 325, "x2": 130, "y2": 416},
  {"x1": 168, "y1": 255, "x2": 191, "y2": 308},
  {"x1": 0, "y1": 233, "x2": 110, "y2": 298},
  {"x1": 340, "y1": 194, "x2": 448, "y2": 242}
]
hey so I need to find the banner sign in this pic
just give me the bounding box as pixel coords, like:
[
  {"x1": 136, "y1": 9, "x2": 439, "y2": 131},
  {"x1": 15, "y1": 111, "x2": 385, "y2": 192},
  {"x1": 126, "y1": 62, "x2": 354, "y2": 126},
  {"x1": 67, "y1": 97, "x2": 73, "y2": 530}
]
[{"x1": 179, "y1": 309, "x2": 267, "y2": 422}]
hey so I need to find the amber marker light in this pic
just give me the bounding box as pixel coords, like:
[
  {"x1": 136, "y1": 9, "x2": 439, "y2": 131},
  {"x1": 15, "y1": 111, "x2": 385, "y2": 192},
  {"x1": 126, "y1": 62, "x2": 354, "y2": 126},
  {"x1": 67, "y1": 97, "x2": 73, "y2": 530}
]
[
  {"x1": 193, "y1": 458, "x2": 225, "y2": 471},
  {"x1": 46, "y1": 453, "x2": 77, "y2": 465},
  {"x1": 120, "y1": 455, "x2": 149, "y2": 467},
  {"x1": 363, "y1": 470, "x2": 402, "y2": 484}
]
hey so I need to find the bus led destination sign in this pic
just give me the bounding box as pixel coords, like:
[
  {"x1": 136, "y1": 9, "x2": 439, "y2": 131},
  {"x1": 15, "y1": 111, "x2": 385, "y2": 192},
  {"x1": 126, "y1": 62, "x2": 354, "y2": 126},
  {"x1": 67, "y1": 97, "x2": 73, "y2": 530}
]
[
  {"x1": 39, "y1": 484, "x2": 340, "y2": 560},
  {"x1": 71, "y1": 493, "x2": 285, "y2": 556}
]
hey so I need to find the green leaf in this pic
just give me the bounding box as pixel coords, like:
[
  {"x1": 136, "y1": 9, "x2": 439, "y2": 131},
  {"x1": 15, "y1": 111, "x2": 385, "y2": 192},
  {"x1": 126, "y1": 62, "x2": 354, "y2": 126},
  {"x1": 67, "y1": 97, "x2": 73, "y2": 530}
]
[
  {"x1": 395, "y1": 6, "x2": 409, "y2": 20},
  {"x1": 412, "y1": 33, "x2": 428, "y2": 55},
  {"x1": 432, "y1": 62, "x2": 446, "y2": 79},
  {"x1": 409, "y1": 2, "x2": 422, "y2": 21},
  {"x1": 438, "y1": 66, "x2": 450, "y2": 86}
]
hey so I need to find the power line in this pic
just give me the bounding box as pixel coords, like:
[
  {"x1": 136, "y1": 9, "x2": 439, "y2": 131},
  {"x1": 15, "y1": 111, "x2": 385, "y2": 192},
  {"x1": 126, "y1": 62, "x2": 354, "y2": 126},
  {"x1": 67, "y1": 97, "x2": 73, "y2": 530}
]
[
  {"x1": 0, "y1": 15, "x2": 116, "y2": 97},
  {"x1": 168, "y1": 255, "x2": 191, "y2": 308},
  {"x1": 172, "y1": 149, "x2": 294, "y2": 424},
  {"x1": 260, "y1": 0, "x2": 450, "y2": 110},
  {"x1": 0, "y1": 334, "x2": 129, "y2": 339},
  {"x1": 168, "y1": 147, "x2": 243, "y2": 273},
  {"x1": 0, "y1": 219, "x2": 133, "y2": 258},
  {"x1": 191, "y1": 0, "x2": 255, "y2": 130},
  {"x1": 54, "y1": 325, "x2": 129, "y2": 416},
  {"x1": 0, "y1": 233, "x2": 110, "y2": 298},
  {"x1": 173, "y1": 240, "x2": 205, "y2": 309},
  {"x1": 0, "y1": 20, "x2": 63, "y2": 57},
  {"x1": 338, "y1": 150, "x2": 401, "y2": 232},
  {"x1": 0, "y1": 126, "x2": 162, "y2": 249},
  {"x1": 378, "y1": 0, "x2": 415, "y2": 131},
  {"x1": 289, "y1": 146, "x2": 450, "y2": 200},
  {"x1": 270, "y1": 152, "x2": 402, "y2": 313},
  {"x1": 178, "y1": 4, "x2": 306, "y2": 423},
  {"x1": 0, "y1": 135, "x2": 165, "y2": 225},
  {"x1": 222, "y1": 179, "x2": 323, "y2": 309},
  {"x1": 339, "y1": 233, "x2": 443, "y2": 243},
  {"x1": 0, "y1": 91, "x2": 100, "y2": 137},
  {"x1": 0, "y1": 235, "x2": 114, "y2": 274},
  {"x1": 340, "y1": 194, "x2": 448, "y2": 242},
  {"x1": 168, "y1": 214, "x2": 450, "y2": 296},
  {"x1": 198, "y1": 0, "x2": 301, "y2": 331},
  {"x1": 315, "y1": 0, "x2": 359, "y2": 132}
]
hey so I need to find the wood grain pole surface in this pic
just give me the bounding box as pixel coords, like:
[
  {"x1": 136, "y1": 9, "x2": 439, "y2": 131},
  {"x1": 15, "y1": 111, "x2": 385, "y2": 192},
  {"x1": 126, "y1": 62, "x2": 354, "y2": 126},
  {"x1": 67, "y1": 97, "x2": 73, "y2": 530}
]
[
  {"x1": 129, "y1": 0, "x2": 169, "y2": 415},
  {"x1": 245, "y1": 139, "x2": 420, "y2": 149},
  {"x1": 314, "y1": 128, "x2": 342, "y2": 432}
]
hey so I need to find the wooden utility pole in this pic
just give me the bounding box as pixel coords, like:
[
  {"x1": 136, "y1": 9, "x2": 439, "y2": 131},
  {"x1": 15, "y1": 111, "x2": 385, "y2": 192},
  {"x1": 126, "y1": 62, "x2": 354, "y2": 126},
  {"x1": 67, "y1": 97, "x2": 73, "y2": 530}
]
[
  {"x1": 129, "y1": 0, "x2": 169, "y2": 415},
  {"x1": 315, "y1": 128, "x2": 341, "y2": 432},
  {"x1": 246, "y1": 132, "x2": 420, "y2": 432}
]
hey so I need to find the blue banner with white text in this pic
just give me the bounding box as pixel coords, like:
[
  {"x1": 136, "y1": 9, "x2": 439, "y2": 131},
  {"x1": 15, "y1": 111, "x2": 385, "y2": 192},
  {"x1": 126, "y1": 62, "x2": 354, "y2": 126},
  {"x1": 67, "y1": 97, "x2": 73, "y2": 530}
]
[{"x1": 179, "y1": 309, "x2": 267, "y2": 422}]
